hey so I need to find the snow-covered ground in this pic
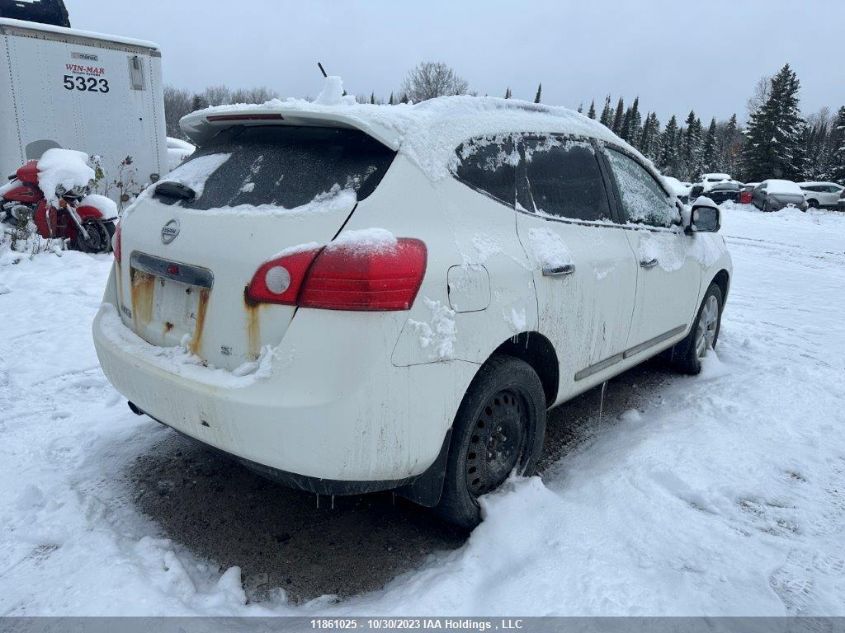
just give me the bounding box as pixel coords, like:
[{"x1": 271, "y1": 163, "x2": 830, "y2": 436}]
[{"x1": 1, "y1": 203, "x2": 844, "y2": 615}]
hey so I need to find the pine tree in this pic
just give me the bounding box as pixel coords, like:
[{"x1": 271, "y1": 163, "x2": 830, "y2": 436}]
[
  {"x1": 718, "y1": 114, "x2": 742, "y2": 176},
  {"x1": 504, "y1": 87, "x2": 512, "y2": 99},
  {"x1": 681, "y1": 110, "x2": 703, "y2": 180},
  {"x1": 587, "y1": 100, "x2": 596, "y2": 119},
  {"x1": 621, "y1": 97, "x2": 642, "y2": 146},
  {"x1": 658, "y1": 115, "x2": 681, "y2": 176},
  {"x1": 534, "y1": 83, "x2": 542, "y2": 104},
  {"x1": 639, "y1": 112, "x2": 661, "y2": 160},
  {"x1": 388, "y1": 92, "x2": 394, "y2": 105},
  {"x1": 831, "y1": 106, "x2": 845, "y2": 182},
  {"x1": 612, "y1": 98, "x2": 625, "y2": 135},
  {"x1": 740, "y1": 64, "x2": 807, "y2": 181},
  {"x1": 702, "y1": 118, "x2": 718, "y2": 172},
  {"x1": 370, "y1": 92, "x2": 376, "y2": 105},
  {"x1": 599, "y1": 96, "x2": 612, "y2": 127}
]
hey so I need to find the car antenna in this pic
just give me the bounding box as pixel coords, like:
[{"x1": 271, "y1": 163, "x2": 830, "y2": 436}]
[{"x1": 317, "y1": 62, "x2": 347, "y2": 96}]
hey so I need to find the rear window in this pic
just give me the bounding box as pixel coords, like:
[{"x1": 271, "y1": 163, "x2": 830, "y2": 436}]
[{"x1": 157, "y1": 126, "x2": 395, "y2": 210}]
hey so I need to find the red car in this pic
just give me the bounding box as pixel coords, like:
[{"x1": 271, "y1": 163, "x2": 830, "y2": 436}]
[{"x1": 739, "y1": 183, "x2": 757, "y2": 204}]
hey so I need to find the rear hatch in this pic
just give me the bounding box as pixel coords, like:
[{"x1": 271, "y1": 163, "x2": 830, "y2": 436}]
[{"x1": 116, "y1": 123, "x2": 396, "y2": 371}]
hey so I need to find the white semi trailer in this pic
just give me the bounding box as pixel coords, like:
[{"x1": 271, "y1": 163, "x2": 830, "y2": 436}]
[{"x1": 0, "y1": 17, "x2": 167, "y2": 205}]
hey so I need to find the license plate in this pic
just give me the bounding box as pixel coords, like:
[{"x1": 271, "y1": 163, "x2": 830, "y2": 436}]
[{"x1": 153, "y1": 276, "x2": 201, "y2": 333}]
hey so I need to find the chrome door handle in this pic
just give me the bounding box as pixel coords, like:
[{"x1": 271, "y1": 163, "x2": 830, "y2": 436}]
[
  {"x1": 542, "y1": 264, "x2": 575, "y2": 277},
  {"x1": 640, "y1": 258, "x2": 658, "y2": 269}
]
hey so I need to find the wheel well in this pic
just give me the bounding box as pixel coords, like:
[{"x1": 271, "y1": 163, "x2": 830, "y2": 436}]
[
  {"x1": 711, "y1": 269, "x2": 730, "y2": 303},
  {"x1": 493, "y1": 332, "x2": 559, "y2": 407}
]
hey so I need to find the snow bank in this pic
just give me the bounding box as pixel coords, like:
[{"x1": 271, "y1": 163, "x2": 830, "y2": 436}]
[{"x1": 36, "y1": 149, "x2": 94, "y2": 204}]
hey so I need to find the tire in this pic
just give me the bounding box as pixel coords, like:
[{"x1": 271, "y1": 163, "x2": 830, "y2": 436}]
[
  {"x1": 74, "y1": 219, "x2": 115, "y2": 253},
  {"x1": 669, "y1": 283, "x2": 723, "y2": 375},
  {"x1": 763, "y1": 200, "x2": 771, "y2": 212},
  {"x1": 435, "y1": 355, "x2": 546, "y2": 529},
  {"x1": 807, "y1": 199, "x2": 819, "y2": 209}
]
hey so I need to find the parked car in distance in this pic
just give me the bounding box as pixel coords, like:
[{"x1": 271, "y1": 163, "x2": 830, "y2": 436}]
[
  {"x1": 799, "y1": 182, "x2": 844, "y2": 208},
  {"x1": 92, "y1": 96, "x2": 732, "y2": 528},
  {"x1": 739, "y1": 182, "x2": 758, "y2": 205},
  {"x1": 839, "y1": 190, "x2": 845, "y2": 212},
  {"x1": 751, "y1": 180, "x2": 809, "y2": 212},
  {"x1": 701, "y1": 172, "x2": 732, "y2": 184},
  {"x1": 706, "y1": 181, "x2": 742, "y2": 205}
]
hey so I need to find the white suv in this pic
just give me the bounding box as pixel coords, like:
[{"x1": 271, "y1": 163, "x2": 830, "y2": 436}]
[
  {"x1": 799, "y1": 182, "x2": 844, "y2": 208},
  {"x1": 93, "y1": 97, "x2": 732, "y2": 527}
]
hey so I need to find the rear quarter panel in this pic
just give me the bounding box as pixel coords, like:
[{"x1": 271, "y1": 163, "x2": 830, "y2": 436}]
[{"x1": 367, "y1": 156, "x2": 538, "y2": 369}]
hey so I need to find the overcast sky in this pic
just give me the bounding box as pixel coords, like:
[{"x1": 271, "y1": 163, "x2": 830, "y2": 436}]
[{"x1": 70, "y1": 0, "x2": 844, "y2": 123}]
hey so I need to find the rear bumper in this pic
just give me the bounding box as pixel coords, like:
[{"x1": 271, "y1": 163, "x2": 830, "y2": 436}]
[
  {"x1": 768, "y1": 199, "x2": 808, "y2": 211},
  {"x1": 93, "y1": 281, "x2": 477, "y2": 484}
]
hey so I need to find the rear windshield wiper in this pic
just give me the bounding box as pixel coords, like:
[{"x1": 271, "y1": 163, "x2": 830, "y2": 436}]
[{"x1": 154, "y1": 181, "x2": 196, "y2": 202}]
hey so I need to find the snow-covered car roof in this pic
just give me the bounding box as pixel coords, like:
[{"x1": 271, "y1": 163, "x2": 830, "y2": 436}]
[
  {"x1": 798, "y1": 181, "x2": 843, "y2": 188},
  {"x1": 761, "y1": 179, "x2": 803, "y2": 195},
  {"x1": 180, "y1": 87, "x2": 650, "y2": 182},
  {"x1": 0, "y1": 17, "x2": 160, "y2": 51},
  {"x1": 701, "y1": 173, "x2": 732, "y2": 181}
]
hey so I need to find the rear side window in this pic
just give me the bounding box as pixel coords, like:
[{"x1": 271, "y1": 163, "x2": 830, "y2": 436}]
[
  {"x1": 452, "y1": 135, "x2": 518, "y2": 207},
  {"x1": 523, "y1": 137, "x2": 611, "y2": 222},
  {"x1": 605, "y1": 148, "x2": 678, "y2": 227},
  {"x1": 158, "y1": 126, "x2": 395, "y2": 210}
]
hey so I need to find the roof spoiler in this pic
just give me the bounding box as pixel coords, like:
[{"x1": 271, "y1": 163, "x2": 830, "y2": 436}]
[{"x1": 179, "y1": 107, "x2": 402, "y2": 151}]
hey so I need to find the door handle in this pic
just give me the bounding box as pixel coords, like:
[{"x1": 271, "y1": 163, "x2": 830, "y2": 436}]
[
  {"x1": 640, "y1": 258, "x2": 658, "y2": 269},
  {"x1": 542, "y1": 264, "x2": 575, "y2": 277}
]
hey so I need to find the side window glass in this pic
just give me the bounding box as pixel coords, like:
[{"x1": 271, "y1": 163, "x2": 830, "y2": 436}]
[
  {"x1": 523, "y1": 137, "x2": 611, "y2": 221},
  {"x1": 605, "y1": 148, "x2": 678, "y2": 227},
  {"x1": 452, "y1": 135, "x2": 518, "y2": 207}
]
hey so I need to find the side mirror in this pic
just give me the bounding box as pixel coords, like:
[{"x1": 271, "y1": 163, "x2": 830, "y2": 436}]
[{"x1": 685, "y1": 196, "x2": 721, "y2": 233}]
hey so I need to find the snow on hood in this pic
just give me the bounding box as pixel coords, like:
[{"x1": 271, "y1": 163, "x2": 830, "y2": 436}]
[
  {"x1": 36, "y1": 149, "x2": 95, "y2": 204},
  {"x1": 182, "y1": 82, "x2": 650, "y2": 182}
]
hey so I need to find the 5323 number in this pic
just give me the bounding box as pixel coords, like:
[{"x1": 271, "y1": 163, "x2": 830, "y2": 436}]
[{"x1": 63, "y1": 75, "x2": 110, "y2": 93}]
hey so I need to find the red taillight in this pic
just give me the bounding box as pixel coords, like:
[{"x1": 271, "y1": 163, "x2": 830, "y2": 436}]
[
  {"x1": 112, "y1": 224, "x2": 122, "y2": 262},
  {"x1": 246, "y1": 238, "x2": 427, "y2": 311},
  {"x1": 246, "y1": 248, "x2": 321, "y2": 305}
]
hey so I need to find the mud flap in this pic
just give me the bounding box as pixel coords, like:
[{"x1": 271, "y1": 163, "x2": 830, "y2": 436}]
[{"x1": 395, "y1": 429, "x2": 452, "y2": 507}]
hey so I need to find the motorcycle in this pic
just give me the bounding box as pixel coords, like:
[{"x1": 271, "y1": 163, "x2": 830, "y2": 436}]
[{"x1": 1, "y1": 159, "x2": 116, "y2": 253}]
